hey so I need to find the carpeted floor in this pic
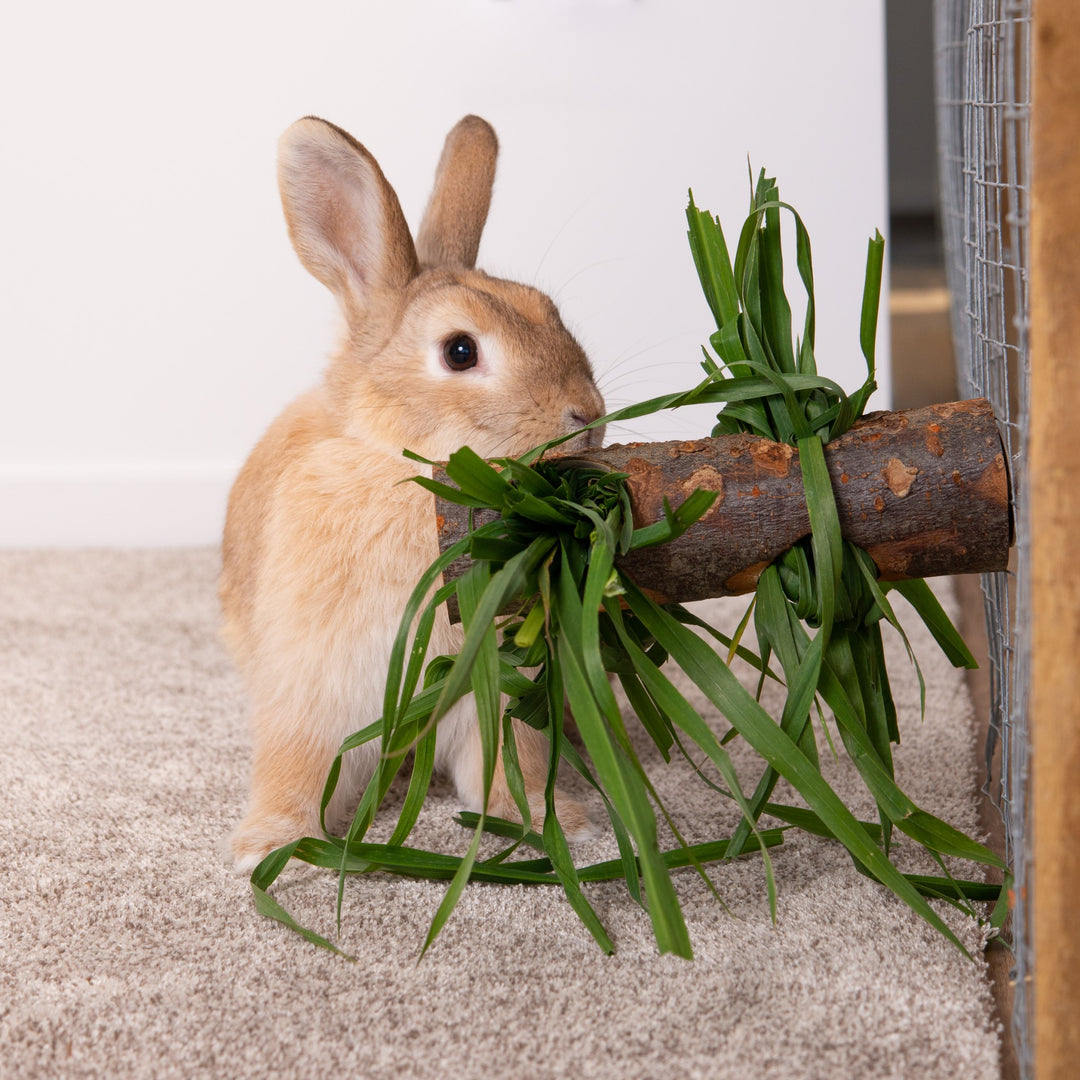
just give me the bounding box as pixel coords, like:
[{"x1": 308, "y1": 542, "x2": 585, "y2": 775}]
[{"x1": 0, "y1": 549, "x2": 1000, "y2": 1079}]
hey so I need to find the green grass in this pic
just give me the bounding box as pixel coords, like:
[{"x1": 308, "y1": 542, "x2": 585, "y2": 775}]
[{"x1": 249, "y1": 171, "x2": 1009, "y2": 959}]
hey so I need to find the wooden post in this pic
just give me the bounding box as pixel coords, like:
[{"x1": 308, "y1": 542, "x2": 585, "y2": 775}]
[{"x1": 1031, "y1": 1, "x2": 1080, "y2": 1076}]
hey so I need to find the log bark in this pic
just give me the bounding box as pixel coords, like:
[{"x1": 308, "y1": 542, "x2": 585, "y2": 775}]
[{"x1": 434, "y1": 398, "x2": 1010, "y2": 606}]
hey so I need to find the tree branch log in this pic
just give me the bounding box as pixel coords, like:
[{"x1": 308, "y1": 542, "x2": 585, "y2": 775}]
[{"x1": 433, "y1": 399, "x2": 1011, "y2": 609}]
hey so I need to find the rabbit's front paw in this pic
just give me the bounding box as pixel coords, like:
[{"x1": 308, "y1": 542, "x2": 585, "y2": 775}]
[
  {"x1": 549, "y1": 791, "x2": 600, "y2": 842},
  {"x1": 229, "y1": 812, "x2": 315, "y2": 874}
]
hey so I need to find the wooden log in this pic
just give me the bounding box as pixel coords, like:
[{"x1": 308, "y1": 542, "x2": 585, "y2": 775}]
[{"x1": 434, "y1": 398, "x2": 1010, "y2": 607}]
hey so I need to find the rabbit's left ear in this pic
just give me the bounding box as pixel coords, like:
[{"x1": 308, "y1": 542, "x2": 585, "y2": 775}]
[{"x1": 416, "y1": 115, "x2": 498, "y2": 269}]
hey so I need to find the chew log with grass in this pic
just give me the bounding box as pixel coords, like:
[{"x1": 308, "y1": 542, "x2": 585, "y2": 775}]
[
  {"x1": 250, "y1": 171, "x2": 1010, "y2": 959},
  {"x1": 435, "y1": 397, "x2": 1009, "y2": 608}
]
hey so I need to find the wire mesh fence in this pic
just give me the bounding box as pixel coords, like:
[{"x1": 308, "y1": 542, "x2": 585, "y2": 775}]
[{"x1": 934, "y1": 0, "x2": 1031, "y2": 1074}]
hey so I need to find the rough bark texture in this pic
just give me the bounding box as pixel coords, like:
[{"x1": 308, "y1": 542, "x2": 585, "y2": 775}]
[{"x1": 434, "y1": 398, "x2": 1010, "y2": 606}]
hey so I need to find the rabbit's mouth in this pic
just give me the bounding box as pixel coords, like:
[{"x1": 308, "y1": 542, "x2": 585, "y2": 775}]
[{"x1": 559, "y1": 424, "x2": 606, "y2": 454}]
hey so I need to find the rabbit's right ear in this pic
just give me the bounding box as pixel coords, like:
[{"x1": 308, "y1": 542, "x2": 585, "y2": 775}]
[
  {"x1": 416, "y1": 115, "x2": 498, "y2": 269},
  {"x1": 277, "y1": 118, "x2": 418, "y2": 312}
]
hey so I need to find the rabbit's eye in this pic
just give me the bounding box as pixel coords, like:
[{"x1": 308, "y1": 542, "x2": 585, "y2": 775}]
[{"x1": 442, "y1": 334, "x2": 479, "y2": 371}]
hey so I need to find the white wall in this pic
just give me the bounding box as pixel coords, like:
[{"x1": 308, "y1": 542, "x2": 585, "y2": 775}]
[{"x1": 0, "y1": 0, "x2": 888, "y2": 546}]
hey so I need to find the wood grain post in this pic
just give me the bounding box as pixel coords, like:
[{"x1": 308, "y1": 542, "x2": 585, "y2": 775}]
[{"x1": 1031, "y1": 2, "x2": 1080, "y2": 1076}]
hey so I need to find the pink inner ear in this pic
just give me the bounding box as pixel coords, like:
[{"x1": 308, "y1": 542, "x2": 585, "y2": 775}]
[{"x1": 278, "y1": 120, "x2": 417, "y2": 306}]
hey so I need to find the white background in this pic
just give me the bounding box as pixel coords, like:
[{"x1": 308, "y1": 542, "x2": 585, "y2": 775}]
[{"x1": 0, "y1": 0, "x2": 888, "y2": 546}]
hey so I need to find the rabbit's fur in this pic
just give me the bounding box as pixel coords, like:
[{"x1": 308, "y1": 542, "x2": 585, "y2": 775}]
[{"x1": 221, "y1": 116, "x2": 605, "y2": 870}]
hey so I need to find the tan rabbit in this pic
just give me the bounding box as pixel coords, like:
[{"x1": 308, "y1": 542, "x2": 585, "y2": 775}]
[{"x1": 221, "y1": 115, "x2": 606, "y2": 871}]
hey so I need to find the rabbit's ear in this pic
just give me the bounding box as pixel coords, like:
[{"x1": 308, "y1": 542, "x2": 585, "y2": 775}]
[
  {"x1": 415, "y1": 115, "x2": 498, "y2": 269},
  {"x1": 277, "y1": 118, "x2": 418, "y2": 311}
]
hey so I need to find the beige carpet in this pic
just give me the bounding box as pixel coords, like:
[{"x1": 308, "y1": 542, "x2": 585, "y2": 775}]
[{"x1": 0, "y1": 549, "x2": 1000, "y2": 1079}]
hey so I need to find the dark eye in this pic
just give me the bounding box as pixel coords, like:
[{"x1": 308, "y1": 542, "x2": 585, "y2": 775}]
[{"x1": 442, "y1": 333, "x2": 479, "y2": 371}]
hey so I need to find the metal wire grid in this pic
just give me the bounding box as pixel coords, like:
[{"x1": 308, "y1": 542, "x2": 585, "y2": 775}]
[{"x1": 934, "y1": 0, "x2": 1031, "y2": 1075}]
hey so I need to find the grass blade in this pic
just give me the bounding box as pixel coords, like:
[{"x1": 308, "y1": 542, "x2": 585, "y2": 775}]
[{"x1": 621, "y1": 581, "x2": 972, "y2": 956}]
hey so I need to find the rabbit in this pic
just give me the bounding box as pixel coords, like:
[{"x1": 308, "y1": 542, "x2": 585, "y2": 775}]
[{"x1": 221, "y1": 115, "x2": 606, "y2": 871}]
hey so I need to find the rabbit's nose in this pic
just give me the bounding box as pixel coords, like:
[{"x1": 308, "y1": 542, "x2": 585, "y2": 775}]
[{"x1": 563, "y1": 406, "x2": 606, "y2": 449}]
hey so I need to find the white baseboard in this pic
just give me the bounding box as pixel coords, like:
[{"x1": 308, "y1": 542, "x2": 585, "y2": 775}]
[{"x1": 0, "y1": 463, "x2": 238, "y2": 547}]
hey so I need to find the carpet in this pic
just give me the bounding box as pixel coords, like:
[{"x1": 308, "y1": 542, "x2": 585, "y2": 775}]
[{"x1": 0, "y1": 549, "x2": 1000, "y2": 1079}]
